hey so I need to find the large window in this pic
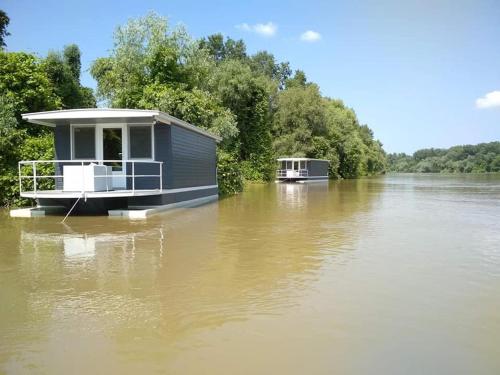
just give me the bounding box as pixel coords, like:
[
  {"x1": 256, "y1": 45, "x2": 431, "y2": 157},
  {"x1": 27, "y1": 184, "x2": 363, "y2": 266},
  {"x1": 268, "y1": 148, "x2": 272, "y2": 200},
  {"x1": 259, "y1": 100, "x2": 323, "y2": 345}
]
[
  {"x1": 73, "y1": 127, "x2": 95, "y2": 159},
  {"x1": 129, "y1": 126, "x2": 152, "y2": 159}
]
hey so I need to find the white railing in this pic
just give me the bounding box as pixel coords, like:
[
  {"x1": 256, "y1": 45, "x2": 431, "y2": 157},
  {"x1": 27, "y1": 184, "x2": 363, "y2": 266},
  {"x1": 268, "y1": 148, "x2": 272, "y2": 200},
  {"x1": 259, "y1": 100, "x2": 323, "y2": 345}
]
[
  {"x1": 18, "y1": 160, "x2": 163, "y2": 197},
  {"x1": 276, "y1": 169, "x2": 309, "y2": 178}
]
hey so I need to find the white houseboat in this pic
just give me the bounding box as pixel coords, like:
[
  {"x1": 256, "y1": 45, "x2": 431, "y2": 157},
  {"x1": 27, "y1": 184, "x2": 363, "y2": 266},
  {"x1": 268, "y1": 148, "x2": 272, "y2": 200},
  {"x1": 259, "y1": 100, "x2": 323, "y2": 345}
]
[{"x1": 276, "y1": 158, "x2": 329, "y2": 183}]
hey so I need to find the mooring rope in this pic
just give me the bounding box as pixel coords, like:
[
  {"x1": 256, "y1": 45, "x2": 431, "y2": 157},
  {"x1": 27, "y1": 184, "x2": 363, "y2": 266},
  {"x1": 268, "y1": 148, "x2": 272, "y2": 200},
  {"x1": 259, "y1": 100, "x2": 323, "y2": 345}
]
[{"x1": 60, "y1": 194, "x2": 84, "y2": 224}]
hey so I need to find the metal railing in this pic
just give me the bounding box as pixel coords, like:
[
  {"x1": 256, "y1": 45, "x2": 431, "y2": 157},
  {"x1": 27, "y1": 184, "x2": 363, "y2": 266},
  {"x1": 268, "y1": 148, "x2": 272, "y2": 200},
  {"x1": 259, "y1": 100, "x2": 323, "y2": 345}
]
[
  {"x1": 18, "y1": 160, "x2": 163, "y2": 197},
  {"x1": 276, "y1": 169, "x2": 309, "y2": 178}
]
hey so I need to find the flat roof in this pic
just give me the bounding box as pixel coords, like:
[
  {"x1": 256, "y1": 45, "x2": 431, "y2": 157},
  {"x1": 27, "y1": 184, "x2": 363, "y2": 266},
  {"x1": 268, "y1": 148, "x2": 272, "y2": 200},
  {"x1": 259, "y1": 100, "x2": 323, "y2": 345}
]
[
  {"x1": 21, "y1": 108, "x2": 222, "y2": 142},
  {"x1": 277, "y1": 157, "x2": 329, "y2": 162}
]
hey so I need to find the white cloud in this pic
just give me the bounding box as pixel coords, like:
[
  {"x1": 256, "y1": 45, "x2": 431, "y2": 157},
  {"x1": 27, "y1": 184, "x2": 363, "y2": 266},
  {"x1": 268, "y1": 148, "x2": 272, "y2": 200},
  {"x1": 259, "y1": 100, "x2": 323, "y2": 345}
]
[
  {"x1": 300, "y1": 30, "x2": 322, "y2": 42},
  {"x1": 236, "y1": 22, "x2": 277, "y2": 37},
  {"x1": 476, "y1": 91, "x2": 500, "y2": 109}
]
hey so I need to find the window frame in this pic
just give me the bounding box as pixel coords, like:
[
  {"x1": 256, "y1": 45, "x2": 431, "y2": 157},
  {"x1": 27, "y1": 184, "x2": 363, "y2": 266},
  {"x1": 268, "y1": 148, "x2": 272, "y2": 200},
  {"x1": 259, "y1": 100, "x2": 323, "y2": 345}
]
[
  {"x1": 71, "y1": 124, "x2": 97, "y2": 160},
  {"x1": 127, "y1": 123, "x2": 155, "y2": 161}
]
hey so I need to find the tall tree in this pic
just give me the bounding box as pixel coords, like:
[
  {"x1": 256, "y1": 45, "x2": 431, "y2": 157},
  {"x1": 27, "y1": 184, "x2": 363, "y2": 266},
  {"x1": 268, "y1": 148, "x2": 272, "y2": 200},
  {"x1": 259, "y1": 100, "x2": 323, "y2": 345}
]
[
  {"x1": 199, "y1": 33, "x2": 247, "y2": 62},
  {"x1": 0, "y1": 10, "x2": 9, "y2": 49},
  {"x1": 0, "y1": 52, "x2": 60, "y2": 119},
  {"x1": 43, "y1": 48, "x2": 95, "y2": 109},
  {"x1": 63, "y1": 44, "x2": 82, "y2": 83}
]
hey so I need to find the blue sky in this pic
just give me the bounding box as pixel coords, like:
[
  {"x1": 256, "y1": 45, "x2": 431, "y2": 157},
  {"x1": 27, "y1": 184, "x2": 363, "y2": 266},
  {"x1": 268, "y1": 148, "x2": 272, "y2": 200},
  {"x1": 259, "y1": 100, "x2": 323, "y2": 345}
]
[{"x1": 3, "y1": 0, "x2": 500, "y2": 153}]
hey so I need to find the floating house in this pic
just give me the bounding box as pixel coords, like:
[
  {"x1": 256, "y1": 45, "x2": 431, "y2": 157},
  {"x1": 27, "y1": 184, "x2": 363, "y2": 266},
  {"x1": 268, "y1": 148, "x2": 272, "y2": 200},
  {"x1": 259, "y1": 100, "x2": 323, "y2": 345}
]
[
  {"x1": 12, "y1": 109, "x2": 220, "y2": 218},
  {"x1": 276, "y1": 158, "x2": 329, "y2": 182}
]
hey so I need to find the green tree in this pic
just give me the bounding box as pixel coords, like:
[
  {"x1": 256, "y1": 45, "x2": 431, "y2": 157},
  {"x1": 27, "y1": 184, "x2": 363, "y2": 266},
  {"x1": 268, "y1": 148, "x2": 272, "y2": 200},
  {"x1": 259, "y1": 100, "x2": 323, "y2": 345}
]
[
  {"x1": 285, "y1": 70, "x2": 307, "y2": 89},
  {"x1": 0, "y1": 10, "x2": 9, "y2": 49},
  {"x1": 208, "y1": 59, "x2": 274, "y2": 180},
  {"x1": 63, "y1": 44, "x2": 82, "y2": 82},
  {"x1": 199, "y1": 33, "x2": 247, "y2": 62},
  {"x1": 249, "y1": 51, "x2": 291, "y2": 89},
  {"x1": 0, "y1": 51, "x2": 61, "y2": 123},
  {"x1": 89, "y1": 12, "x2": 386, "y2": 195},
  {"x1": 387, "y1": 142, "x2": 500, "y2": 173},
  {"x1": 273, "y1": 84, "x2": 327, "y2": 156},
  {"x1": 139, "y1": 83, "x2": 238, "y2": 142},
  {"x1": 43, "y1": 46, "x2": 95, "y2": 109}
]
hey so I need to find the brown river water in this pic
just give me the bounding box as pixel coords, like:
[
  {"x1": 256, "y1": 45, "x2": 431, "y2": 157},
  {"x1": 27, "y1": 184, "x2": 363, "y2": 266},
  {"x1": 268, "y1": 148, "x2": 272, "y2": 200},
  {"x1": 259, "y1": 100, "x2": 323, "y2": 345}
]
[{"x1": 1, "y1": 174, "x2": 499, "y2": 374}]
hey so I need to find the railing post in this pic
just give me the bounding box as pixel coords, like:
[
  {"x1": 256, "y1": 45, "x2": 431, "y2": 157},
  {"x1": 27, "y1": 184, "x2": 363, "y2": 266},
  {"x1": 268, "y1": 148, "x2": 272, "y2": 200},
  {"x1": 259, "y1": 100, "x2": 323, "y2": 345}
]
[
  {"x1": 81, "y1": 161, "x2": 84, "y2": 193},
  {"x1": 159, "y1": 162, "x2": 163, "y2": 190},
  {"x1": 18, "y1": 162, "x2": 22, "y2": 195},
  {"x1": 32, "y1": 161, "x2": 37, "y2": 196},
  {"x1": 132, "y1": 162, "x2": 135, "y2": 193}
]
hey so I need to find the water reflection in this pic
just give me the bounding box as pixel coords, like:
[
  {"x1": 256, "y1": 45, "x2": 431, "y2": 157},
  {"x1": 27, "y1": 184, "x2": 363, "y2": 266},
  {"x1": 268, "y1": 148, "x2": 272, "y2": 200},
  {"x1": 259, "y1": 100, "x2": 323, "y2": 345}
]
[
  {"x1": 276, "y1": 181, "x2": 329, "y2": 208},
  {"x1": 0, "y1": 180, "x2": 385, "y2": 373}
]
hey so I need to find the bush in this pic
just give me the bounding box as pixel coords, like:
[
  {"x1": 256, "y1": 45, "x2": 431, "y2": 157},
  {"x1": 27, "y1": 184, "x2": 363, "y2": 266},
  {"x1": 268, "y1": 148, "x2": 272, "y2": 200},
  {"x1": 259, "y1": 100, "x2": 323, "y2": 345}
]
[
  {"x1": 217, "y1": 150, "x2": 243, "y2": 197},
  {"x1": 0, "y1": 124, "x2": 54, "y2": 207}
]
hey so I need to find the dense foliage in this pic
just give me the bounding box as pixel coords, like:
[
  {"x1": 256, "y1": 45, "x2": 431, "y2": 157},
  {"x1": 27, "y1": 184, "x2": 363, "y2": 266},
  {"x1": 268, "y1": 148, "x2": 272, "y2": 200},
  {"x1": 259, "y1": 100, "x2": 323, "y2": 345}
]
[
  {"x1": 90, "y1": 12, "x2": 386, "y2": 192},
  {"x1": 0, "y1": 10, "x2": 386, "y2": 206},
  {"x1": 0, "y1": 24, "x2": 95, "y2": 206},
  {"x1": 388, "y1": 142, "x2": 500, "y2": 173}
]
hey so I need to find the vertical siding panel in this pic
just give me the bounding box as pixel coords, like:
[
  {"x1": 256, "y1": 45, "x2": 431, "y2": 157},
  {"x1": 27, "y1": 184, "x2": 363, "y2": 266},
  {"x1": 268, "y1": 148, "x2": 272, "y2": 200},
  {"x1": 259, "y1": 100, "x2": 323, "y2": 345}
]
[
  {"x1": 309, "y1": 160, "x2": 329, "y2": 177},
  {"x1": 54, "y1": 125, "x2": 71, "y2": 189},
  {"x1": 169, "y1": 125, "x2": 217, "y2": 189}
]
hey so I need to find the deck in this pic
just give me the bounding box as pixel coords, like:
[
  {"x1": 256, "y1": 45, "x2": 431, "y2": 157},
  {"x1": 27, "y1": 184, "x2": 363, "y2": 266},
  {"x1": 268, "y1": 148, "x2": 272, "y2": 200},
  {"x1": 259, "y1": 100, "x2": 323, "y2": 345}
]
[{"x1": 20, "y1": 189, "x2": 163, "y2": 199}]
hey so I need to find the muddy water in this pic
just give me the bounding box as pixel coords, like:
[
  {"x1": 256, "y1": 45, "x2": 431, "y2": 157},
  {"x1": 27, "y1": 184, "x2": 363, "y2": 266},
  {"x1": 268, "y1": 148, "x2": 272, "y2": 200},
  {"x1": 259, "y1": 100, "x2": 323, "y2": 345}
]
[{"x1": 1, "y1": 174, "x2": 499, "y2": 374}]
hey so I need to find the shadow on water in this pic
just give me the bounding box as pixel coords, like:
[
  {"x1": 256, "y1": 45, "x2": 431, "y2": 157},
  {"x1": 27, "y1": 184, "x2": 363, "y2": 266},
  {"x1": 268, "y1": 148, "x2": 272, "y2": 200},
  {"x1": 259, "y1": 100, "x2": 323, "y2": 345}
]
[{"x1": 0, "y1": 179, "x2": 384, "y2": 373}]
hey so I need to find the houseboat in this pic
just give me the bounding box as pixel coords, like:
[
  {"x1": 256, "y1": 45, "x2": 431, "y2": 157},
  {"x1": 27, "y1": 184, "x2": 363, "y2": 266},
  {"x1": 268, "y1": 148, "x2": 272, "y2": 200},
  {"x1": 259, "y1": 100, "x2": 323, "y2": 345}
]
[
  {"x1": 276, "y1": 158, "x2": 329, "y2": 183},
  {"x1": 11, "y1": 108, "x2": 220, "y2": 218}
]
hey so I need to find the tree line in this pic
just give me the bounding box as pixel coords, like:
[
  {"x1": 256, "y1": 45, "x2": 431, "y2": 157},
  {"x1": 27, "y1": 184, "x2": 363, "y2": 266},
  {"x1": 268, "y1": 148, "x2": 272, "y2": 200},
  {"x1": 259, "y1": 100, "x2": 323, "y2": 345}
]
[
  {"x1": 0, "y1": 11, "x2": 386, "y2": 206},
  {"x1": 387, "y1": 142, "x2": 500, "y2": 173}
]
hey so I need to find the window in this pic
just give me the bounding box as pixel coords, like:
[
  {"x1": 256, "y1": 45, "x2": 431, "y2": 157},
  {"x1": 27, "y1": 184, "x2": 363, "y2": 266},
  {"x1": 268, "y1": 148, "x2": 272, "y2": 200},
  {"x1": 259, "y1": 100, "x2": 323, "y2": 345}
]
[
  {"x1": 129, "y1": 126, "x2": 152, "y2": 159},
  {"x1": 73, "y1": 127, "x2": 95, "y2": 159}
]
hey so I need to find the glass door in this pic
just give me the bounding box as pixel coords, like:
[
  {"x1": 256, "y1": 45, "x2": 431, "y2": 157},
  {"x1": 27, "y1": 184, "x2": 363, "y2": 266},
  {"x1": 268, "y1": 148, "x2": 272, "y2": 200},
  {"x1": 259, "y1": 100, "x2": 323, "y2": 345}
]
[{"x1": 100, "y1": 125, "x2": 126, "y2": 189}]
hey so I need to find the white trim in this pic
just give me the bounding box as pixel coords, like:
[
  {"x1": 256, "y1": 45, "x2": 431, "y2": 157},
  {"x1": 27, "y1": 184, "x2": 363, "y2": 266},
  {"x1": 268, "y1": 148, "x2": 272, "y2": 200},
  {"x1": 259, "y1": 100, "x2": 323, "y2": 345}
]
[
  {"x1": 276, "y1": 176, "x2": 329, "y2": 180},
  {"x1": 277, "y1": 157, "x2": 329, "y2": 162},
  {"x1": 22, "y1": 108, "x2": 222, "y2": 142},
  {"x1": 70, "y1": 124, "x2": 97, "y2": 160},
  {"x1": 298, "y1": 179, "x2": 329, "y2": 184},
  {"x1": 19, "y1": 184, "x2": 218, "y2": 199},
  {"x1": 97, "y1": 123, "x2": 127, "y2": 188},
  {"x1": 23, "y1": 108, "x2": 161, "y2": 121},
  {"x1": 109, "y1": 195, "x2": 219, "y2": 219},
  {"x1": 161, "y1": 185, "x2": 218, "y2": 194}
]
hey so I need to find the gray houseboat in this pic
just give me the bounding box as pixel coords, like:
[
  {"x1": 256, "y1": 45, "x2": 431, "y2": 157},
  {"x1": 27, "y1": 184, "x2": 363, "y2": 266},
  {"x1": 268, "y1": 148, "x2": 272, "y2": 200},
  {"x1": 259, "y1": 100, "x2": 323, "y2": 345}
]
[
  {"x1": 12, "y1": 109, "x2": 220, "y2": 218},
  {"x1": 276, "y1": 158, "x2": 329, "y2": 182}
]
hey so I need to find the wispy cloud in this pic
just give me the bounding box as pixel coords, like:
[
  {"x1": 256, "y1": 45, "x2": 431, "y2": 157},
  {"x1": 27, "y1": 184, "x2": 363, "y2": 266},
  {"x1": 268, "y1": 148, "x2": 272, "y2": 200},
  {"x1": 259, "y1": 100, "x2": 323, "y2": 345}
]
[
  {"x1": 300, "y1": 30, "x2": 322, "y2": 42},
  {"x1": 236, "y1": 22, "x2": 277, "y2": 37},
  {"x1": 476, "y1": 91, "x2": 500, "y2": 109}
]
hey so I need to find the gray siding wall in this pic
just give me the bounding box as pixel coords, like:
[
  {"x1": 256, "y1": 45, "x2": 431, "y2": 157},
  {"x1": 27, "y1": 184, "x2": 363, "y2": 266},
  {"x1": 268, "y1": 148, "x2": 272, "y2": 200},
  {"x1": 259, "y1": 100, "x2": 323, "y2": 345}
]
[
  {"x1": 128, "y1": 187, "x2": 218, "y2": 207},
  {"x1": 52, "y1": 122, "x2": 217, "y2": 191},
  {"x1": 308, "y1": 160, "x2": 329, "y2": 177},
  {"x1": 54, "y1": 125, "x2": 71, "y2": 189},
  {"x1": 126, "y1": 162, "x2": 162, "y2": 190},
  {"x1": 154, "y1": 124, "x2": 171, "y2": 189},
  {"x1": 157, "y1": 124, "x2": 217, "y2": 189}
]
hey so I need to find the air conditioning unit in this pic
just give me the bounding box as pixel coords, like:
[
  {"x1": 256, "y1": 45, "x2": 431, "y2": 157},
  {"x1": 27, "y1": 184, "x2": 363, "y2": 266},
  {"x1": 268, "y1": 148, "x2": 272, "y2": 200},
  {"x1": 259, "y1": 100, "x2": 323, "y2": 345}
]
[{"x1": 63, "y1": 164, "x2": 112, "y2": 192}]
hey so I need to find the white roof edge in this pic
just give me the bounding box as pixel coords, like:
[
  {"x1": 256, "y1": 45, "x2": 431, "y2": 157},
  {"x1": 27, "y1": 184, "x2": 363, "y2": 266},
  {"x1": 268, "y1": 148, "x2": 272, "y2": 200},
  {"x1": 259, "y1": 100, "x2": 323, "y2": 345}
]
[
  {"x1": 21, "y1": 108, "x2": 222, "y2": 142},
  {"x1": 277, "y1": 157, "x2": 330, "y2": 162}
]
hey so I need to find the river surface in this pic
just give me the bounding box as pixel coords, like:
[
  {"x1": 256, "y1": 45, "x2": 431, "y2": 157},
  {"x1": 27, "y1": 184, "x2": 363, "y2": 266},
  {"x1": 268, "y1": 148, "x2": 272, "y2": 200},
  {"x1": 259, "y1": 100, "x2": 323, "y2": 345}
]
[{"x1": 1, "y1": 174, "x2": 499, "y2": 374}]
